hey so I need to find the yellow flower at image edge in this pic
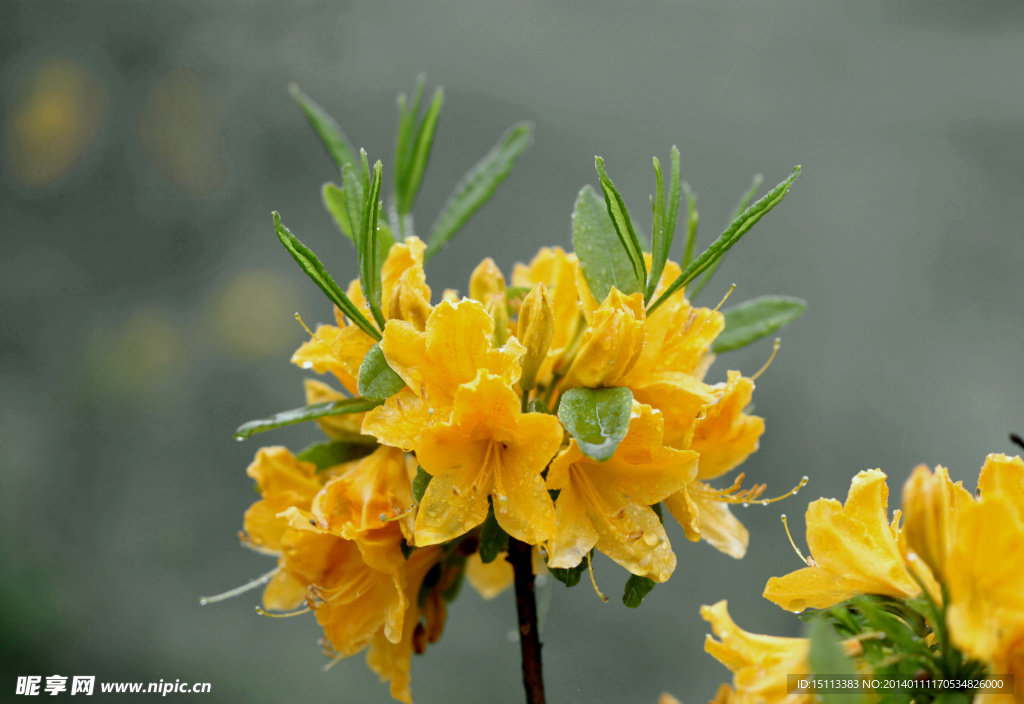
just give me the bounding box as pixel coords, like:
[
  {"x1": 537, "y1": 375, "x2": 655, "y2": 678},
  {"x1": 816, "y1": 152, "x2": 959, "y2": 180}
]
[{"x1": 413, "y1": 371, "x2": 563, "y2": 546}]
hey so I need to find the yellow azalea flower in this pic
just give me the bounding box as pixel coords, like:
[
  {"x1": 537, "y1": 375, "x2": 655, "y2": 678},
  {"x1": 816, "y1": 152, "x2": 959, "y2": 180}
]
[
  {"x1": 663, "y1": 372, "x2": 765, "y2": 559},
  {"x1": 413, "y1": 371, "x2": 563, "y2": 546},
  {"x1": 469, "y1": 257, "x2": 506, "y2": 302},
  {"x1": 242, "y1": 446, "x2": 325, "y2": 557},
  {"x1": 512, "y1": 247, "x2": 583, "y2": 382},
  {"x1": 546, "y1": 403, "x2": 697, "y2": 582},
  {"x1": 465, "y1": 552, "x2": 514, "y2": 600},
  {"x1": 366, "y1": 546, "x2": 444, "y2": 704},
  {"x1": 516, "y1": 283, "x2": 554, "y2": 391},
  {"x1": 900, "y1": 463, "x2": 973, "y2": 583},
  {"x1": 560, "y1": 287, "x2": 646, "y2": 390},
  {"x1": 363, "y1": 299, "x2": 525, "y2": 450},
  {"x1": 763, "y1": 469, "x2": 938, "y2": 612},
  {"x1": 303, "y1": 378, "x2": 366, "y2": 439},
  {"x1": 702, "y1": 600, "x2": 814, "y2": 704}
]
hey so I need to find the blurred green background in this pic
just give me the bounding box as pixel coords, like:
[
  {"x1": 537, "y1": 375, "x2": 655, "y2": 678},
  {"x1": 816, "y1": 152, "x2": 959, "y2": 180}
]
[{"x1": 3, "y1": 1, "x2": 1023, "y2": 702}]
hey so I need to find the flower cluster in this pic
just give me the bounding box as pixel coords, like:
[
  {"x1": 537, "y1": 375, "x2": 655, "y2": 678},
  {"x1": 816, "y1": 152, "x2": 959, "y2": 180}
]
[{"x1": 693, "y1": 453, "x2": 1024, "y2": 704}]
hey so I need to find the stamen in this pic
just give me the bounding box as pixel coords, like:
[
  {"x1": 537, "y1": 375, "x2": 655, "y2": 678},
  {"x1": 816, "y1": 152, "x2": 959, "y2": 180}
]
[
  {"x1": 294, "y1": 312, "x2": 325, "y2": 343},
  {"x1": 256, "y1": 605, "x2": 312, "y2": 618},
  {"x1": 199, "y1": 567, "x2": 279, "y2": 605},
  {"x1": 751, "y1": 338, "x2": 781, "y2": 381},
  {"x1": 710, "y1": 283, "x2": 737, "y2": 314},
  {"x1": 781, "y1": 514, "x2": 812, "y2": 567},
  {"x1": 322, "y1": 655, "x2": 345, "y2": 672},
  {"x1": 380, "y1": 505, "x2": 415, "y2": 524},
  {"x1": 586, "y1": 552, "x2": 609, "y2": 603}
]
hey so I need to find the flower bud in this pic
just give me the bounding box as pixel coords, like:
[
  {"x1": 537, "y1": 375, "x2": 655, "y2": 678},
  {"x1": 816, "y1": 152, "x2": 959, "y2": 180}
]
[
  {"x1": 517, "y1": 283, "x2": 554, "y2": 391},
  {"x1": 388, "y1": 270, "x2": 432, "y2": 331},
  {"x1": 469, "y1": 257, "x2": 506, "y2": 303},
  {"x1": 484, "y1": 293, "x2": 510, "y2": 347},
  {"x1": 901, "y1": 464, "x2": 966, "y2": 582}
]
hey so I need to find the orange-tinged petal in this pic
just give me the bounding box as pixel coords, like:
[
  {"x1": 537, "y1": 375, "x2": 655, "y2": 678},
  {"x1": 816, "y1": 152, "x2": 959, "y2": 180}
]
[
  {"x1": 561, "y1": 288, "x2": 645, "y2": 390},
  {"x1": 978, "y1": 453, "x2": 1024, "y2": 520},
  {"x1": 243, "y1": 447, "x2": 321, "y2": 552},
  {"x1": 690, "y1": 372, "x2": 764, "y2": 481},
  {"x1": 630, "y1": 372, "x2": 717, "y2": 450},
  {"x1": 413, "y1": 471, "x2": 492, "y2": 547},
  {"x1": 312, "y1": 446, "x2": 415, "y2": 538},
  {"x1": 663, "y1": 483, "x2": 701, "y2": 543},
  {"x1": 664, "y1": 482, "x2": 749, "y2": 558},
  {"x1": 304, "y1": 378, "x2": 366, "y2": 439},
  {"x1": 291, "y1": 324, "x2": 360, "y2": 394},
  {"x1": 466, "y1": 552, "x2": 514, "y2": 600},
  {"x1": 330, "y1": 323, "x2": 376, "y2": 379},
  {"x1": 262, "y1": 569, "x2": 307, "y2": 611}
]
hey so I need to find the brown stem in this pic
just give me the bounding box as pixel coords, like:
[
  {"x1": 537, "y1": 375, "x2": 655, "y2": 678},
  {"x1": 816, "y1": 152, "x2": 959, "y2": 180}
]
[{"x1": 508, "y1": 538, "x2": 546, "y2": 704}]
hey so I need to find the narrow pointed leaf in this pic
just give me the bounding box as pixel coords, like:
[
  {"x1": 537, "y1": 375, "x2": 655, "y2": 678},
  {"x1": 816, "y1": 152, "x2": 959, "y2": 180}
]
[
  {"x1": 394, "y1": 76, "x2": 426, "y2": 213},
  {"x1": 622, "y1": 574, "x2": 656, "y2": 608},
  {"x1": 342, "y1": 163, "x2": 364, "y2": 242},
  {"x1": 322, "y1": 182, "x2": 354, "y2": 243},
  {"x1": 557, "y1": 387, "x2": 633, "y2": 462},
  {"x1": 234, "y1": 397, "x2": 383, "y2": 440},
  {"x1": 548, "y1": 557, "x2": 588, "y2": 587},
  {"x1": 478, "y1": 504, "x2": 509, "y2": 564},
  {"x1": 288, "y1": 83, "x2": 356, "y2": 172},
  {"x1": 399, "y1": 87, "x2": 443, "y2": 214},
  {"x1": 595, "y1": 157, "x2": 647, "y2": 291},
  {"x1": 358, "y1": 159, "x2": 386, "y2": 330},
  {"x1": 691, "y1": 173, "x2": 764, "y2": 298},
  {"x1": 807, "y1": 617, "x2": 861, "y2": 704},
  {"x1": 681, "y1": 182, "x2": 698, "y2": 267},
  {"x1": 666, "y1": 146, "x2": 681, "y2": 254},
  {"x1": 712, "y1": 296, "x2": 807, "y2": 353},
  {"x1": 572, "y1": 185, "x2": 642, "y2": 301},
  {"x1": 297, "y1": 439, "x2": 376, "y2": 472},
  {"x1": 425, "y1": 122, "x2": 533, "y2": 262},
  {"x1": 357, "y1": 342, "x2": 405, "y2": 401},
  {"x1": 649, "y1": 166, "x2": 800, "y2": 313},
  {"x1": 646, "y1": 155, "x2": 668, "y2": 303},
  {"x1": 272, "y1": 212, "x2": 380, "y2": 341}
]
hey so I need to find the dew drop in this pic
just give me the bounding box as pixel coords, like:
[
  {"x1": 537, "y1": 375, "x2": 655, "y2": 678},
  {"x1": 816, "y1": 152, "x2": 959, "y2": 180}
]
[
  {"x1": 742, "y1": 502, "x2": 749, "y2": 508},
  {"x1": 301, "y1": 361, "x2": 314, "y2": 370}
]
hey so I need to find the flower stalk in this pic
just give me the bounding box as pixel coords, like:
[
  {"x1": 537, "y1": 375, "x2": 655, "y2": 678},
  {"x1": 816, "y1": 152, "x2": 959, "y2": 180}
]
[{"x1": 508, "y1": 538, "x2": 546, "y2": 704}]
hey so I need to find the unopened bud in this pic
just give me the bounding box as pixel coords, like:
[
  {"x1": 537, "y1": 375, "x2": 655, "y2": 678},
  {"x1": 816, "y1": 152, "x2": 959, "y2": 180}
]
[
  {"x1": 484, "y1": 293, "x2": 510, "y2": 347},
  {"x1": 901, "y1": 464, "x2": 967, "y2": 582},
  {"x1": 517, "y1": 283, "x2": 554, "y2": 391},
  {"x1": 388, "y1": 270, "x2": 432, "y2": 331},
  {"x1": 470, "y1": 258, "x2": 506, "y2": 302}
]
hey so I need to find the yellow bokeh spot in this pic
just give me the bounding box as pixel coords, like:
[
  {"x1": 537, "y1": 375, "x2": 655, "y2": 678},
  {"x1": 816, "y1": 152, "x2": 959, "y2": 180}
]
[{"x1": 207, "y1": 270, "x2": 300, "y2": 361}]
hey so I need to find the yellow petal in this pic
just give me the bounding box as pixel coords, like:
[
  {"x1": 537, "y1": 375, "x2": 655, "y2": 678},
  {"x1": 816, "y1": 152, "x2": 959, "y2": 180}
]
[
  {"x1": 630, "y1": 372, "x2": 718, "y2": 450},
  {"x1": 469, "y1": 257, "x2": 506, "y2": 302},
  {"x1": 561, "y1": 287, "x2": 645, "y2": 390},
  {"x1": 361, "y1": 390, "x2": 432, "y2": 451},
  {"x1": 243, "y1": 447, "x2": 321, "y2": 552},
  {"x1": 546, "y1": 474, "x2": 600, "y2": 569},
  {"x1": 413, "y1": 471, "x2": 492, "y2": 547},
  {"x1": 978, "y1": 453, "x2": 1024, "y2": 520},
  {"x1": 465, "y1": 552, "x2": 514, "y2": 600},
  {"x1": 290, "y1": 324, "x2": 360, "y2": 394},
  {"x1": 690, "y1": 372, "x2": 764, "y2": 481},
  {"x1": 900, "y1": 464, "x2": 972, "y2": 582},
  {"x1": 304, "y1": 378, "x2": 366, "y2": 439}
]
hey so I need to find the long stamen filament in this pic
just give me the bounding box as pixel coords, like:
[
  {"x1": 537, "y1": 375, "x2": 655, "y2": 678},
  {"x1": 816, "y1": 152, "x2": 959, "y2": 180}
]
[
  {"x1": 294, "y1": 312, "x2": 330, "y2": 347},
  {"x1": 586, "y1": 552, "x2": 608, "y2": 603},
  {"x1": 711, "y1": 283, "x2": 737, "y2": 314},
  {"x1": 379, "y1": 505, "x2": 415, "y2": 524},
  {"x1": 256, "y1": 605, "x2": 312, "y2": 618},
  {"x1": 751, "y1": 338, "x2": 781, "y2": 381},
  {"x1": 199, "y1": 567, "x2": 279, "y2": 605},
  {"x1": 781, "y1": 514, "x2": 812, "y2": 567}
]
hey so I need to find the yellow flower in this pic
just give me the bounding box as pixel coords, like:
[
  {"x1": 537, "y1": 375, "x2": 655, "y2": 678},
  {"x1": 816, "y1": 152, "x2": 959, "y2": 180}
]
[
  {"x1": 302, "y1": 378, "x2": 366, "y2": 439},
  {"x1": 900, "y1": 463, "x2": 972, "y2": 582},
  {"x1": 763, "y1": 469, "x2": 937, "y2": 612},
  {"x1": 469, "y1": 257, "x2": 506, "y2": 302},
  {"x1": 702, "y1": 600, "x2": 814, "y2": 704},
  {"x1": 465, "y1": 552, "x2": 514, "y2": 600},
  {"x1": 946, "y1": 455, "x2": 1024, "y2": 667},
  {"x1": 413, "y1": 371, "x2": 563, "y2": 546},
  {"x1": 546, "y1": 403, "x2": 697, "y2": 582},
  {"x1": 663, "y1": 372, "x2": 765, "y2": 559},
  {"x1": 362, "y1": 298, "x2": 525, "y2": 450},
  {"x1": 242, "y1": 446, "x2": 325, "y2": 557},
  {"x1": 560, "y1": 287, "x2": 645, "y2": 391},
  {"x1": 517, "y1": 283, "x2": 554, "y2": 391}
]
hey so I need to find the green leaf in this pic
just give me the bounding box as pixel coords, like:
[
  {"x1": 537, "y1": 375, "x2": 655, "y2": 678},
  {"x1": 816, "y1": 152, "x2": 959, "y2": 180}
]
[
  {"x1": 681, "y1": 182, "x2": 698, "y2": 267},
  {"x1": 412, "y1": 465, "x2": 432, "y2": 503},
  {"x1": 272, "y1": 212, "x2": 380, "y2": 341},
  {"x1": 807, "y1": 617, "x2": 861, "y2": 704},
  {"x1": 690, "y1": 173, "x2": 764, "y2": 299},
  {"x1": 649, "y1": 166, "x2": 800, "y2": 314},
  {"x1": 425, "y1": 122, "x2": 533, "y2": 262},
  {"x1": 357, "y1": 343, "x2": 405, "y2": 401},
  {"x1": 397, "y1": 87, "x2": 443, "y2": 215},
  {"x1": 342, "y1": 163, "x2": 365, "y2": 240},
  {"x1": 393, "y1": 76, "x2": 426, "y2": 221},
  {"x1": 478, "y1": 504, "x2": 509, "y2": 564},
  {"x1": 288, "y1": 83, "x2": 357, "y2": 172},
  {"x1": 572, "y1": 185, "x2": 642, "y2": 301},
  {"x1": 359, "y1": 159, "x2": 386, "y2": 330},
  {"x1": 557, "y1": 387, "x2": 633, "y2": 461},
  {"x1": 594, "y1": 157, "x2": 647, "y2": 293},
  {"x1": 296, "y1": 439, "x2": 376, "y2": 471},
  {"x1": 234, "y1": 397, "x2": 383, "y2": 440},
  {"x1": 646, "y1": 147, "x2": 681, "y2": 303},
  {"x1": 548, "y1": 559, "x2": 587, "y2": 588},
  {"x1": 622, "y1": 574, "x2": 656, "y2": 608},
  {"x1": 712, "y1": 296, "x2": 807, "y2": 353},
  {"x1": 322, "y1": 182, "x2": 354, "y2": 243}
]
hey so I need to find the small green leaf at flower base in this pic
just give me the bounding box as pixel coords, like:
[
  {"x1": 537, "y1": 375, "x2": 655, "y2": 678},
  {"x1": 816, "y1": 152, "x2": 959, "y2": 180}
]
[
  {"x1": 358, "y1": 343, "x2": 405, "y2": 401},
  {"x1": 573, "y1": 185, "x2": 642, "y2": 302},
  {"x1": 234, "y1": 397, "x2": 383, "y2": 440},
  {"x1": 712, "y1": 296, "x2": 807, "y2": 353},
  {"x1": 412, "y1": 465, "x2": 432, "y2": 504},
  {"x1": 557, "y1": 387, "x2": 633, "y2": 461},
  {"x1": 808, "y1": 617, "x2": 862, "y2": 704},
  {"x1": 622, "y1": 574, "x2": 656, "y2": 608},
  {"x1": 478, "y1": 504, "x2": 509, "y2": 564},
  {"x1": 425, "y1": 122, "x2": 533, "y2": 262},
  {"x1": 548, "y1": 560, "x2": 587, "y2": 588},
  {"x1": 322, "y1": 182, "x2": 354, "y2": 243},
  {"x1": 288, "y1": 83, "x2": 357, "y2": 172},
  {"x1": 296, "y1": 439, "x2": 376, "y2": 472}
]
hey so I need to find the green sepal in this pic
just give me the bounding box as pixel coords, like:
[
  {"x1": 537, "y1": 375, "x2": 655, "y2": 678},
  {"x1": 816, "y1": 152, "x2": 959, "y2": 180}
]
[
  {"x1": 557, "y1": 387, "x2": 633, "y2": 462},
  {"x1": 358, "y1": 158, "x2": 386, "y2": 330},
  {"x1": 272, "y1": 212, "x2": 380, "y2": 341},
  {"x1": 548, "y1": 553, "x2": 589, "y2": 588},
  {"x1": 691, "y1": 173, "x2": 764, "y2": 298},
  {"x1": 425, "y1": 122, "x2": 533, "y2": 262},
  {"x1": 649, "y1": 166, "x2": 800, "y2": 313},
  {"x1": 594, "y1": 156, "x2": 647, "y2": 294},
  {"x1": 807, "y1": 616, "x2": 863, "y2": 704},
  {"x1": 528, "y1": 398, "x2": 552, "y2": 414},
  {"x1": 234, "y1": 397, "x2": 383, "y2": 440},
  {"x1": 572, "y1": 185, "x2": 641, "y2": 302},
  {"x1": 412, "y1": 465, "x2": 432, "y2": 504},
  {"x1": 478, "y1": 503, "x2": 509, "y2": 564},
  {"x1": 712, "y1": 296, "x2": 807, "y2": 353},
  {"x1": 296, "y1": 439, "x2": 376, "y2": 472},
  {"x1": 357, "y1": 342, "x2": 405, "y2": 401},
  {"x1": 288, "y1": 83, "x2": 357, "y2": 172},
  {"x1": 622, "y1": 574, "x2": 656, "y2": 608}
]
